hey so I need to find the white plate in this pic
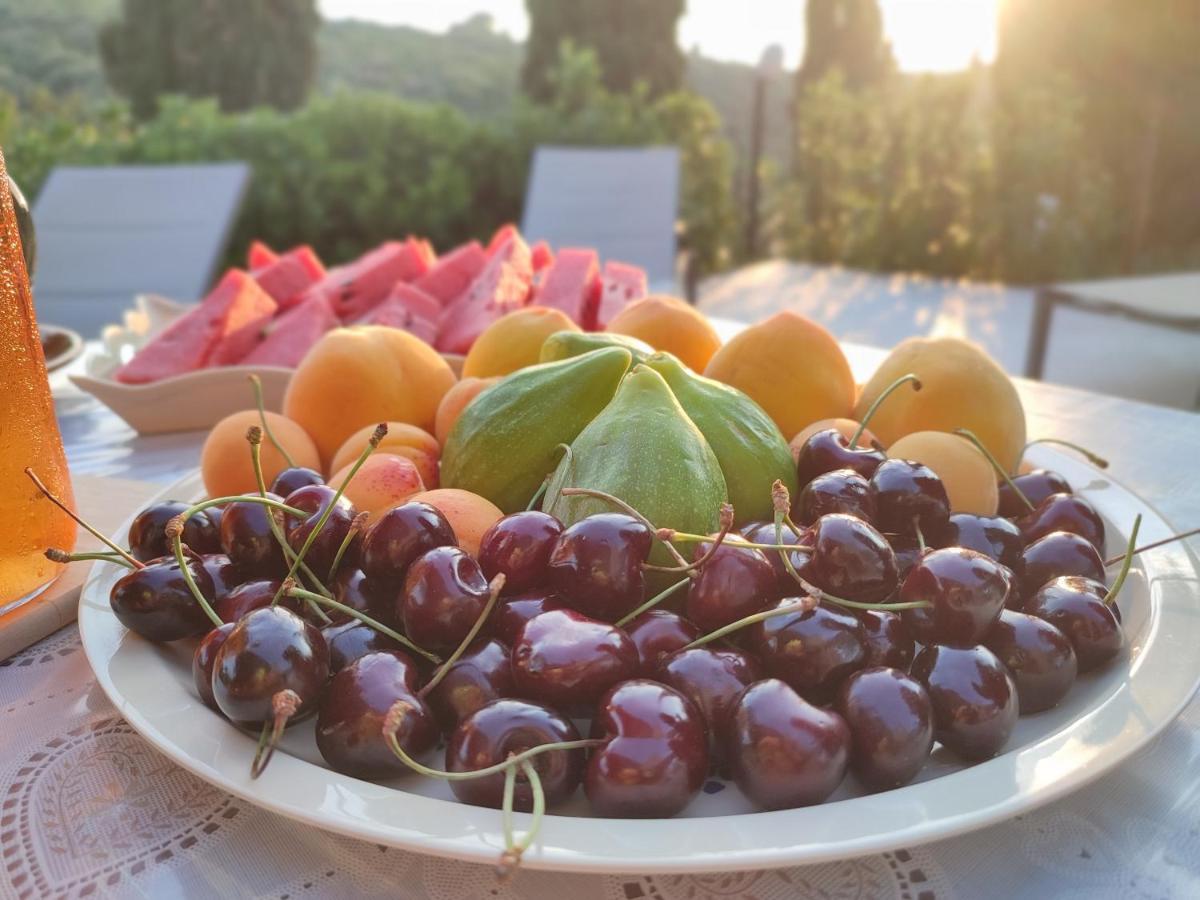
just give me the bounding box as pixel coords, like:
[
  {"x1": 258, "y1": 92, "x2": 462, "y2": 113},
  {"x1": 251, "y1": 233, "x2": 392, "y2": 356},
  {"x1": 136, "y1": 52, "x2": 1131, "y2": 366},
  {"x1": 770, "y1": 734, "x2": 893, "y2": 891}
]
[{"x1": 77, "y1": 447, "x2": 1200, "y2": 873}]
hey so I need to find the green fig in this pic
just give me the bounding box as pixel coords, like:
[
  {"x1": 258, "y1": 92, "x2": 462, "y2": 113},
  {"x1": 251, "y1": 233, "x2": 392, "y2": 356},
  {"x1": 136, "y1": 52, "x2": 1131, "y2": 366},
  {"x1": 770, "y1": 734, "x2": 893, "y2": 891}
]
[
  {"x1": 645, "y1": 351, "x2": 798, "y2": 524},
  {"x1": 441, "y1": 347, "x2": 633, "y2": 513},
  {"x1": 539, "y1": 330, "x2": 655, "y2": 366},
  {"x1": 543, "y1": 364, "x2": 727, "y2": 569}
]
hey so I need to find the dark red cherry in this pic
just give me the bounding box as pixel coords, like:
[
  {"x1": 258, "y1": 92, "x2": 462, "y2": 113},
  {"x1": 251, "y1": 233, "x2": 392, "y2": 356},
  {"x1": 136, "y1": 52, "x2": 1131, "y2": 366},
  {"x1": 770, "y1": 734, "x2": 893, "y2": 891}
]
[
  {"x1": 401, "y1": 546, "x2": 491, "y2": 652},
  {"x1": 426, "y1": 638, "x2": 514, "y2": 730},
  {"x1": 935, "y1": 514, "x2": 1023, "y2": 571},
  {"x1": 284, "y1": 484, "x2": 359, "y2": 577},
  {"x1": 315, "y1": 650, "x2": 437, "y2": 779},
  {"x1": 899, "y1": 547, "x2": 1011, "y2": 648},
  {"x1": 858, "y1": 609, "x2": 915, "y2": 669},
  {"x1": 870, "y1": 459, "x2": 951, "y2": 536},
  {"x1": 742, "y1": 522, "x2": 812, "y2": 593},
  {"x1": 836, "y1": 667, "x2": 933, "y2": 791},
  {"x1": 331, "y1": 566, "x2": 397, "y2": 626},
  {"x1": 1015, "y1": 531, "x2": 1105, "y2": 602},
  {"x1": 212, "y1": 606, "x2": 329, "y2": 726},
  {"x1": 488, "y1": 588, "x2": 564, "y2": 645},
  {"x1": 110, "y1": 556, "x2": 215, "y2": 642},
  {"x1": 998, "y1": 469, "x2": 1071, "y2": 519},
  {"x1": 910, "y1": 644, "x2": 1017, "y2": 760},
  {"x1": 727, "y1": 678, "x2": 850, "y2": 809},
  {"x1": 197, "y1": 553, "x2": 244, "y2": 604},
  {"x1": 1019, "y1": 493, "x2": 1105, "y2": 552},
  {"x1": 477, "y1": 511, "x2": 563, "y2": 593},
  {"x1": 796, "y1": 468, "x2": 876, "y2": 524},
  {"x1": 685, "y1": 538, "x2": 777, "y2": 632},
  {"x1": 321, "y1": 620, "x2": 401, "y2": 673},
  {"x1": 888, "y1": 534, "x2": 924, "y2": 581},
  {"x1": 193, "y1": 623, "x2": 235, "y2": 711},
  {"x1": 795, "y1": 428, "x2": 886, "y2": 486},
  {"x1": 511, "y1": 609, "x2": 639, "y2": 714},
  {"x1": 806, "y1": 513, "x2": 898, "y2": 603},
  {"x1": 624, "y1": 610, "x2": 701, "y2": 675},
  {"x1": 1025, "y1": 576, "x2": 1122, "y2": 672},
  {"x1": 361, "y1": 501, "x2": 457, "y2": 583},
  {"x1": 128, "y1": 500, "x2": 221, "y2": 562},
  {"x1": 270, "y1": 466, "x2": 325, "y2": 497},
  {"x1": 214, "y1": 578, "x2": 282, "y2": 623},
  {"x1": 655, "y1": 646, "x2": 764, "y2": 765},
  {"x1": 984, "y1": 609, "x2": 1077, "y2": 713},
  {"x1": 586, "y1": 679, "x2": 708, "y2": 818},
  {"x1": 219, "y1": 494, "x2": 287, "y2": 577},
  {"x1": 748, "y1": 601, "x2": 867, "y2": 703},
  {"x1": 545, "y1": 513, "x2": 652, "y2": 621},
  {"x1": 446, "y1": 698, "x2": 584, "y2": 810}
]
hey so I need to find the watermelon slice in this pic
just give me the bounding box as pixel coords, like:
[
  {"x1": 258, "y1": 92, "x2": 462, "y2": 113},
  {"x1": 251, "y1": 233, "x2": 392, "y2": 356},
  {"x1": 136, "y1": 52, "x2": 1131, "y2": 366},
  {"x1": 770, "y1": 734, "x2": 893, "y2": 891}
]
[
  {"x1": 115, "y1": 270, "x2": 277, "y2": 383},
  {"x1": 485, "y1": 224, "x2": 518, "y2": 258},
  {"x1": 363, "y1": 285, "x2": 440, "y2": 345},
  {"x1": 252, "y1": 245, "x2": 326, "y2": 308},
  {"x1": 530, "y1": 241, "x2": 554, "y2": 272},
  {"x1": 239, "y1": 293, "x2": 339, "y2": 368},
  {"x1": 435, "y1": 234, "x2": 533, "y2": 354},
  {"x1": 412, "y1": 241, "x2": 487, "y2": 306},
  {"x1": 300, "y1": 238, "x2": 432, "y2": 318},
  {"x1": 248, "y1": 240, "x2": 279, "y2": 271},
  {"x1": 532, "y1": 248, "x2": 599, "y2": 326},
  {"x1": 592, "y1": 260, "x2": 648, "y2": 330}
]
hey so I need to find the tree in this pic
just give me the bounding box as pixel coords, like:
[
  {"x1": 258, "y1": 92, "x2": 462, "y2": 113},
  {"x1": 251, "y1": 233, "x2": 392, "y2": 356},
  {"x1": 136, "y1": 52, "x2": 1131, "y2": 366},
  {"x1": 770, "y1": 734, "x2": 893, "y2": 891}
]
[
  {"x1": 522, "y1": 0, "x2": 685, "y2": 102},
  {"x1": 100, "y1": 0, "x2": 319, "y2": 120},
  {"x1": 796, "y1": 0, "x2": 894, "y2": 93}
]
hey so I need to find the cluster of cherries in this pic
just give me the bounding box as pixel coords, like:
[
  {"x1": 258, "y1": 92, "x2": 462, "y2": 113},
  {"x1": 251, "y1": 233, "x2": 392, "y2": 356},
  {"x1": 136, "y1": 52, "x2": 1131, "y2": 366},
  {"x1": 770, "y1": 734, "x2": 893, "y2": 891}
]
[{"x1": 35, "y1": 402, "x2": 1163, "y2": 875}]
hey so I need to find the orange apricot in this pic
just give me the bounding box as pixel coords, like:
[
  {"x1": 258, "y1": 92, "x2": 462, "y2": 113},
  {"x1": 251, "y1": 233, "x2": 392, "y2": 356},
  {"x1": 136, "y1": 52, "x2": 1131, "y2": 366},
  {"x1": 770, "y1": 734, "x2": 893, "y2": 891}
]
[
  {"x1": 606, "y1": 295, "x2": 723, "y2": 373},
  {"x1": 330, "y1": 453, "x2": 425, "y2": 523},
  {"x1": 409, "y1": 488, "x2": 503, "y2": 557},
  {"x1": 201, "y1": 409, "x2": 321, "y2": 499},
  {"x1": 462, "y1": 306, "x2": 580, "y2": 378},
  {"x1": 435, "y1": 376, "x2": 500, "y2": 446},
  {"x1": 329, "y1": 421, "x2": 440, "y2": 489},
  {"x1": 887, "y1": 431, "x2": 999, "y2": 516}
]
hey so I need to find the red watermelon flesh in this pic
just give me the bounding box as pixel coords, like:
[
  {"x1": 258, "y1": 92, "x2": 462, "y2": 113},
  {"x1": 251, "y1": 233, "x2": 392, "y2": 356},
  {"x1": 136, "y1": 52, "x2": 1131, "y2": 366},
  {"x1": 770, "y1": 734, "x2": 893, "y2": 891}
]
[
  {"x1": 412, "y1": 241, "x2": 487, "y2": 306},
  {"x1": 363, "y1": 287, "x2": 439, "y2": 345},
  {"x1": 239, "y1": 293, "x2": 339, "y2": 368},
  {"x1": 592, "y1": 260, "x2": 648, "y2": 330},
  {"x1": 532, "y1": 248, "x2": 598, "y2": 326},
  {"x1": 248, "y1": 240, "x2": 278, "y2": 271},
  {"x1": 485, "y1": 224, "x2": 518, "y2": 257},
  {"x1": 253, "y1": 245, "x2": 326, "y2": 308},
  {"x1": 115, "y1": 269, "x2": 277, "y2": 383},
  {"x1": 302, "y1": 239, "x2": 431, "y2": 319},
  {"x1": 530, "y1": 241, "x2": 554, "y2": 272},
  {"x1": 435, "y1": 234, "x2": 533, "y2": 354}
]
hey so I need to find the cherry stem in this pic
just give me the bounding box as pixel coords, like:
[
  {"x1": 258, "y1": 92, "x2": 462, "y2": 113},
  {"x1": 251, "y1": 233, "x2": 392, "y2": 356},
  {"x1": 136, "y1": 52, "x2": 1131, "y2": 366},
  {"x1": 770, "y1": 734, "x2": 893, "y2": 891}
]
[
  {"x1": 659, "y1": 532, "x2": 813, "y2": 554},
  {"x1": 1102, "y1": 514, "x2": 1141, "y2": 606},
  {"x1": 497, "y1": 759, "x2": 544, "y2": 881},
  {"x1": 250, "y1": 689, "x2": 300, "y2": 779},
  {"x1": 25, "y1": 467, "x2": 145, "y2": 570},
  {"x1": 681, "y1": 597, "x2": 819, "y2": 650},
  {"x1": 286, "y1": 586, "x2": 441, "y2": 664},
  {"x1": 176, "y1": 494, "x2": 307, "y2": 519},
  {"x1": 954, "y1": 428, "x2": 1035, "y2": 512},
  {"x1": 166, "y1": 524, "x2": 224, "y2": 628},
  {"x1": 270, "y1": 423, "x2": 387, "y2": 607},
  {"x1": 1105, "y1": 526, "x2": 1200, "y2": 566},
  {"x1": 1022, "y1": 438, "x2": 1109, "y2": 470},
  {"x1": 419, "y1": 573, "x2": 505, "y2": 699},
  {"x1": 45, "y1": 548, "x2": 136, "y2": 570},
  {"x1": 248, "y1": 374, "x2": 295, "y2": 469},
  {"x1": 558, "y1": 486, "x2": 691, "y2": 569},
  {"x1": 653, "y1": 502, "x2": 735, "y2": 576},
  {"x1": 327, "y1": 511, "x2": 368, "y2": 585},
  {"x1": 851, "y1": 373, "x2": 921, "y2": 449},
  {"x1": 914, "y1": 518, "x2": 926, "y2": 555},
  {"x1": 526, "y1": 477, "x2": 550, "y2": 512},
  {"x1": 500, "y1": 760, "x2": 517, "y2": 863},
  {"x1": 614, "y1": 576, "x2": 692, "y2": 628}
]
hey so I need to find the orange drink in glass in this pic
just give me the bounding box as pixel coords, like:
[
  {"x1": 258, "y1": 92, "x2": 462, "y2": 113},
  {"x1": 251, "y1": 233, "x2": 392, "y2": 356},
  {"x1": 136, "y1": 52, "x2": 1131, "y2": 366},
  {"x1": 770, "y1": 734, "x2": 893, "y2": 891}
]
[{"x1": 0, "y1": 146, "x2": 76, "y2": 612}]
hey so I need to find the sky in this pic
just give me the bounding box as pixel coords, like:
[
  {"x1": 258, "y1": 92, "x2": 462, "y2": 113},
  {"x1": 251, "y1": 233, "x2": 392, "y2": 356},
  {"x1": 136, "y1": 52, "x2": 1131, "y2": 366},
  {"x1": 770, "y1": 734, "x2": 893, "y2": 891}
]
[{"x1": 318, "y1": 1, "x2": 1001, "y2": 72}]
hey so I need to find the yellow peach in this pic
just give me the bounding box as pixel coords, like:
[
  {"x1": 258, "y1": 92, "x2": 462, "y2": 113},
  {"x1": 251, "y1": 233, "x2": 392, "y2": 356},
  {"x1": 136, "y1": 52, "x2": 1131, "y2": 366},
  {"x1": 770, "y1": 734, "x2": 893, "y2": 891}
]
[
  {"x1": 462, "y1": 307, "x2": 580, "y2": 378},
  {"x1": 409, "y1": 488, "x2": 503, "y2": 556},
  {"x1": 329, "y1": 422, "x2": 440, "y2": 489},
  {"x1": 201, "y1": 409, "x2": 321, "y2": 499},
  {"x1": 330, "y1": 453, "x2": 426, "y2": 523},
  {"x1": 887, "y1": 431, "x2": 999, "y2": 516}
]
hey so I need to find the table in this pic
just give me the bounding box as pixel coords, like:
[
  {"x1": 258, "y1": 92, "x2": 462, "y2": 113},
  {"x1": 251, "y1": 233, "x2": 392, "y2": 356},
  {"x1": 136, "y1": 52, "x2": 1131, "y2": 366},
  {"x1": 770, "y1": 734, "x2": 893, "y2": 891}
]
[{"x1": 4, "y1": 343, "x2": 1200, "y2": 900}]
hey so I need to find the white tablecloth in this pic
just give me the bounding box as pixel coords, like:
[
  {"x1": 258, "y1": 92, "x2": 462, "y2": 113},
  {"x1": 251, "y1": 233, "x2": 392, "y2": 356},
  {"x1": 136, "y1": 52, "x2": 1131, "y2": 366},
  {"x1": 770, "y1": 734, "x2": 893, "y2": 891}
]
[{"x1": 3, "y1": 346, "x2": 1199, "y2": 900}]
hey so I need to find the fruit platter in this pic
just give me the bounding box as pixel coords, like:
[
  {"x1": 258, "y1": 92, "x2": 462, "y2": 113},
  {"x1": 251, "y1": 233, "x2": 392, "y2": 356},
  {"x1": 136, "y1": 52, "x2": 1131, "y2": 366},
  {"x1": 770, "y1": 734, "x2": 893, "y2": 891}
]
[{"x1": 46, "y1": 230, "x2": 1200, "y2": 875}]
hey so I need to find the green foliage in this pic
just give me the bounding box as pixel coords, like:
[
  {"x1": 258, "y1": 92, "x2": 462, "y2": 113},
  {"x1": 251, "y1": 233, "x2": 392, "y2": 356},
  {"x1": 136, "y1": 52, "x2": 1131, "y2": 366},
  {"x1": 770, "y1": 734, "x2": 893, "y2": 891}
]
[
  {"x1": 796, "y1": 0, "x2": 894, "y2": 93},
  {"x1": 0, "y1": 0, "x2": 116, "y2": 106},
  {"x1": 99, "y1": 0, "x2": 319, "y2": 119}
]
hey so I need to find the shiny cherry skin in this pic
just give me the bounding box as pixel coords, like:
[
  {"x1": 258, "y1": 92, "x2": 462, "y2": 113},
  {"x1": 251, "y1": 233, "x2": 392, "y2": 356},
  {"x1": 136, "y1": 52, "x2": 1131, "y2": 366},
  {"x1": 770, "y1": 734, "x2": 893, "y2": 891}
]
[
  {"x1": 214, "y1": 578, "x2": 282, "y2": 623},
  {"x1": 858, "y1": 609, "x2": 915, "y2": 669},
  {"x1": 511, "y1": 609, "x2": 639, "y2": 714},
  {"x1": 219, "y1": 493, "x2": 288, "y2": 577},
  {"x1": 998, "y1": 469, "x2": 1071, "y2": 519},
  {"x1": 321, "y1": 620, "x2": 401, "y2": 673},
  {"x1": 984, "y1": 609, "x2": 1078, "y2": 713},
  {"x1": 192, "y1": 623, "x2": 235, "y2": 711},
  {"x1": 900, "y1": 547, "x2": 1012, "y2": 648},
  {"x1": 910, "y1": 644, "x2": 1018, "y2": 760},
  {"x1": 1019, "y1": 492, "x2": 1106, "y2": 552},
  {"x1": 685, "y1": 538, "x2": 777, "y2": 633},
  {"x1": 426, "y1": 637, "x2": 515, "y2": 730},
  {"x1": 655, "y1": 647, "x2": 764, "y2": 765},
  {"x1": 315, "y1": 650, "x2": 437, "y2": 779},
  {"x1": 727, "y1": 678, "x2": 850, "y2": 809},
  {"x1": 198, "y1": 553, "x2": 244, "y2": 604},
  {"x1": 1025, "y1": 576, "x2": 1122, "y2": 672},
  {"x1": 742, "y1": 522, "x2": 812, "y2": 593},
  {"x1": 545, "y1": 513, "x2": 652, "y2": 621},
  {"x1": 624, "y1": 610, "x2": 701, "y2": 675},
  {"x1": 488, "y1": 588, "x2": 564, "y2": 645},
  {"x1": 836, "y1": 667, "x2": 933, "y2": 791},
  {"x1": 446, "y1": 698, "x2": 584, "y2": 810},
  {"x1": 870, "y1": 459, "x2": 951, "y2": 536},
  {"x1": 935, "y1": 514, "x2": 1023, "y2": 571},
  {"x1": 110, "y1": 556, "x2": 215, "y2": 642},
  {"x1": 361, "y1": 501, "x2": 457, "y2": 583},
  {"x1": 128, "y1": 500, "x2": 222, "y2": 561},
  {"x1": 795, "y1": 428, "x2": 886, "y2": 487},
  {"x1": 212, "y1": 606, "x2": 330, "y2": 725},
  {"x1": 806, "y1": 514, "x2": 898, "y2": 603},
  {"x1": 284, "y1": 484, "x2": 359, "y2": 577},
  {"x1": 1015, "y1": 531, "x2": 1105, "y2": 602},
  {"x1": 401, "y1": 546, "x2": 491, "y2": 652},
  {"x1": 889, "y1": 534, "x2": 924, "y2": 581},
  {"x1": 477, "y1": 511, "x2": 563, "y2": 593},
  {"x1": 796, "y1": 468, "x2": 876, "y2": 525},
  {"x1": 749, "y1": 601, "x2": 867, "y2": 703},
  {"x1": 270, "y1": 466, "x2": 325, "y2": 497},
  {"x1": 331, "y1": 566, "x2": 397, "y2": 626},
  {"x1": 586, "y1": 679, "x2": 709, "y2": 818}
]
